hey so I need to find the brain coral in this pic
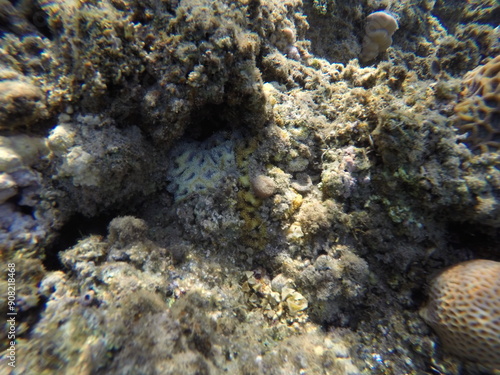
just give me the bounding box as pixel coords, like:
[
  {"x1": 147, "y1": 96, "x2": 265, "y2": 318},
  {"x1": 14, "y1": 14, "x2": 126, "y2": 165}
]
[
  {"x1": 454, "y1": 55, "x2": 500, "y2": 154},
  {"x1": 359, "y1": 11, "x2": 399, "y2": 62},
  {"x1": 419, "y1": 259, "x2": 500, "y2": 370}
]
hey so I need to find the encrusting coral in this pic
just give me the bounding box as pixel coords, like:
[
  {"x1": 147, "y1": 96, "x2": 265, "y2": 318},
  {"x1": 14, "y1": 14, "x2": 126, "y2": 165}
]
[
  {"x1": 454, "y1": 55, "x2": 500, "y2": 154},
  {"x1": 420, "y1": 259, "x2": 500, "y2": 371}
]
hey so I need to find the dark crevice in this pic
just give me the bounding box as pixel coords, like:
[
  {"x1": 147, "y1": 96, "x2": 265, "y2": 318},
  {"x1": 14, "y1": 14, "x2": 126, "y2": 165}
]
[
  {"x1": 24, "y1": 3, "x2": 53, "y2": 39},
  {"x1": 18, "y1": 204, "x2": 34, "y2": 216},
  {"x1": 43, "y1": 213, "x2": 116, "y2": 271},
  {"x1": 447, "y1": 221, "x2": 500, "y2": 261},
  {"x1": 184, "y1": 103, "x2": 234, "y2": 141},
  {"x1": 410, "y1": 287, "x2": 427, "y2": 311}
]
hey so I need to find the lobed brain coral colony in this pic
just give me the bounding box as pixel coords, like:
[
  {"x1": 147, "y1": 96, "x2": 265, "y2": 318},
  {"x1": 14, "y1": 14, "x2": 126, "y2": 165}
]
[
  {"x1": 454, "y1": 55, "x2": 500, "y2": 154},
  {"x1": 359, "y1": 11, "x2": 398, "y2": 62},
  {"x1": 420, "y1": 259, "x2": 500, "y2": 371}
]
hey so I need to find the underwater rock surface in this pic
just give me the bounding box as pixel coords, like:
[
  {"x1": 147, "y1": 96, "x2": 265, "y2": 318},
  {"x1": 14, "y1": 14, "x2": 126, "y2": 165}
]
[{"x1": 0, "y1": 0, "x2": 499, "y2": 374}]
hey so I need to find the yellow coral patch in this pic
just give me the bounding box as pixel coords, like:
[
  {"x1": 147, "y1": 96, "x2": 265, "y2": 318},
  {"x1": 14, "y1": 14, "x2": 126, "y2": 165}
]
[{"x1": 290, "y1": 192, "x2": 303, "y2": 213}]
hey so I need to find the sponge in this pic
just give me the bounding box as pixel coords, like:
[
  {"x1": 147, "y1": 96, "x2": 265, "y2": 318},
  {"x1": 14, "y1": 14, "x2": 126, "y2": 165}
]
[
  {"x1": 420, "y1": 259, "x2": 500, "y2": 370},
  {"x1": 359, "y1": 11, "x2": 398, "y2": 62}
]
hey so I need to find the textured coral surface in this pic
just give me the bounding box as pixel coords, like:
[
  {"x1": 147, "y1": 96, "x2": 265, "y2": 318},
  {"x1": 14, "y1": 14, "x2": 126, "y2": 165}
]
[
  {"x1": 420, "y1": 260, "x2": 500, "y2": 371},
  {"x1": 455, "y1": 55, "x2": 500, "y2": 153}
]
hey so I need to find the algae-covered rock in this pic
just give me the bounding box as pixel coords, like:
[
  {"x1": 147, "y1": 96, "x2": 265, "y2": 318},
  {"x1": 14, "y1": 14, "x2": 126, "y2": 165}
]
[{"x1": 0, "y1": 74, "x2": 47, "y2": 130}]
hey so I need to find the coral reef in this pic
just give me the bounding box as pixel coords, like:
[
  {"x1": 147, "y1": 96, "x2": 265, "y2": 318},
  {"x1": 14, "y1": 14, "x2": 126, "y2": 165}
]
[
  {"x1": 359, "y1": 11, "x2": 399, "y2": 62},
  {"x1": 454, "y1": 55, "x2": 500, "y2": 154},
  {"x1": 48, "y1": 116, "x2": 165, "y2": 217},
  {"x1": 0, "y1": 0, "x2": 499, "y2": 374},
  {"x1": 166, "y1": 134, "x2": 237, "y2": 202},
  {"x1": 0, "y1": 135, "x2": 56, "y2": 256},
  {"x1": 241, "y1": 271, "x2": 309, "y2": 323},
  {"x1": 420, "y1": 259, "x2": 500, "y2": 372},
  {"x1": 0, "y1": 69, "x2": 47, "y2": 131},
  {"x1": 306, "y1": 0, "x2": 500, "y2": 75}
]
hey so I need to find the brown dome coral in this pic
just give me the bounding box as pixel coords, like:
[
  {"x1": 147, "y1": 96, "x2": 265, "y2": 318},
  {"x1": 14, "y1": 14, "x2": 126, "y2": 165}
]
[
  {"x1": 420, "y1": 259, "x2": 500, "y2": 370},
  {"x1": 454, "y1": 55, "x2": 500, "y2": 154}
]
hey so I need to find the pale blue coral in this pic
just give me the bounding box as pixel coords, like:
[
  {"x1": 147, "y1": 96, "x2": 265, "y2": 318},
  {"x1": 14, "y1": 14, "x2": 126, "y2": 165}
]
[{"x1": 166, "y1": 135, "x2": 236, "y2": 201}]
